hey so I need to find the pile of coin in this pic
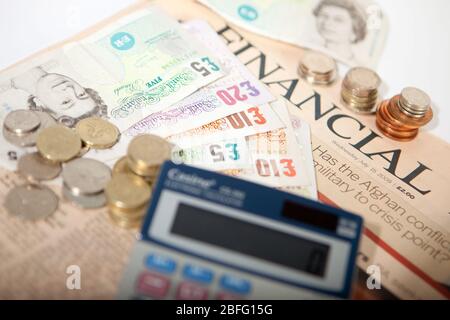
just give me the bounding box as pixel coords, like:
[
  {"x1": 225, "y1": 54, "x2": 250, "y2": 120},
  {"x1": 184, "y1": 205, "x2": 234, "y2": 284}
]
[
  {"x1": 298, "y1": 50, "x2": 337, "y2": 86},
  {"x1": 3, "y1": 110, "x2": 56, "y2": 148},
  {"x1": 3, "y1": 116, "x2": 121, "y2": 221},
  {"x1": 106, "y1": 174, "x2": 152, "y2": 229},
  {"x1": 376, "y1": 87, "x2": 433, "y2": 142},
  {"x1": 126, "y1": 135, "x2": 172, "y2": 181},
  {"x1": 62, "y1": 158, "x2": 112, "y2": 209},
  {"x1": 107, "y1": 134, "x2": 173, "y2": 228},
  {"x1": 341, "y1": 67, "x2": 381, "y2": 114}
]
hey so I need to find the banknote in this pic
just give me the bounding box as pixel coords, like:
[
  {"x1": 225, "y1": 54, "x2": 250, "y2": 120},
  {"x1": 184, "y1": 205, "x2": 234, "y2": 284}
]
[
  {"x1": 171, "y1": 136, "x2": 251, "y2": 171},
  {"x1": 287, "y1": 113, "x2": 318, "y2": 200},
  {"x1": 243, "y1": 128, "x2": 312, "y2": 188},
  {"x1": 166, "y1": 101, "x2": 285, "y2": 148},
  {"x1": 199, "y1": 0, "x2": 388, "y2": 67},
  {"x1": 125, "y1": 19, "x2": 275, "y2": 138},
  {"x1": 0, "y1": 7, "x2": 225, "y2": 170},
  {"x1": 222, "y1": 99, "x2": 314, "y2": 192}
]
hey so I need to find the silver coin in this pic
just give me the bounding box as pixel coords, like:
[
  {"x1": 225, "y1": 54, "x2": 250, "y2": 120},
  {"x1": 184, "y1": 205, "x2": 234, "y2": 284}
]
[
  {"x1": 2, "y1": 111, "x2": 56, "y2": 148},
  {"x1": 17, "y1": 152, "x2": 62, "y2": 181},
  {"x1": 63, "y1": 185, "x2": 106, "y2": 209},
  {"x1": 3, "y1": 110, "x2": 41, "y2": 135},
  {"x1": 399, "y1": 87, "x2": 431, "y2": 115},
  {"x1": 343, "y1": 67, "x2": 381, "y2": 96},
  {"x1": 4, "y1": 184, "x2": 59, "y2": 220},
  {"x1": 62, "y1": 158, "x2": 112, "y2": 196}
]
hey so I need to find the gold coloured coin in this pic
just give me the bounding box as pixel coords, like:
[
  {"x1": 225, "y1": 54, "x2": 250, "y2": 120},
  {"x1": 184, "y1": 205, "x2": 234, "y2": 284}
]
[
  {"x1": 108, "y1": 210, "x2": 143, "y2": 229},
  {"x1": 112, "y1": 156, "x2": 135, "y2": 176},
  {"x1": 127, "y1": 135, "x2": 172, "y2": 176},
  {"x1": 36, "y1": 125, "x2": 82, "y2": 163},
  {"x1": 75, "y1": 117, "x2": 120, "y2": 149},
  {"x1": 105, "y1": 173, "x2": 151, "y2": 210}
]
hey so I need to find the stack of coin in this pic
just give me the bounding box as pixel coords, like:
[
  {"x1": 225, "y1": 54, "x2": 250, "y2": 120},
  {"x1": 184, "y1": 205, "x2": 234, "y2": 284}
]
[
  {"x1": 2, "y1": 115, "x2": 124, "y2": 221},
  {"x1": 376, "y1": 87, "x2": 433, "y2": 142},
  {"x1": 62, "y1": 158, "x2": 112, "y2": 209},
  {"x1": 126, "y1": 134, "x2": 172, "y2": 183},
  {"x1": 4, "y1": 184, "x2": 59, "y2": 221},
  {"x1": 341, "y1": 67, "x2": 381, "y2": 114},
  {"x1": 7, "y1": 150, "x2": 62, "y2": 221},
  {"x1": 298, "y1": 50, "x2": 337, "y2": 86},
  {"x1": 3, "y1": 110, "x2": 56, "y2": 147},
  {"x1": 105, "y1": 173, "x2": 152, "y2": 229},
  {"x1": 113, "y1": 156, "x2": 137, "y2": 177}
]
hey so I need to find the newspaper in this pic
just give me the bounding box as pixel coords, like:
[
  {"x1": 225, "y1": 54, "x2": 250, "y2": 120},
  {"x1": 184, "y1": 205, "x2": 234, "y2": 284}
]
[
  {"x1": 157, "y1": 0, "x2": 450, "y2": 299},
  {"x1": 0, "y1": 167, "x2": 135, "y2": 299}
]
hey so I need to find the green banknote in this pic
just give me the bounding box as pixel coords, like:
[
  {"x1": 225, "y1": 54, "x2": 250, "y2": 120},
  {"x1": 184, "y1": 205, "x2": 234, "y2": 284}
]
[
  {"x1": 0, "y1": 5, "x2": 225, "y2": 170},
  {"x1": 0, "y1": 6, "x2": 224, "y2": 133}
]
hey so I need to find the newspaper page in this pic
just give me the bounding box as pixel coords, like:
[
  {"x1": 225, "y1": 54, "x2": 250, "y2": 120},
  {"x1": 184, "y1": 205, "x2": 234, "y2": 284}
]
[
  {"x1": 0, "y1": 167, "x2": 135, "y2": 299},
  {"x1": 156, "y1": 0, "x2": 450, "y2": 300}
]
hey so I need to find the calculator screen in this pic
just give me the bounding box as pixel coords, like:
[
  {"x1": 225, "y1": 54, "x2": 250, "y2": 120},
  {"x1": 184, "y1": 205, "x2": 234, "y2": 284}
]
[{"x1": 171, "y1": 203, "x2": 330, "y2": 277}]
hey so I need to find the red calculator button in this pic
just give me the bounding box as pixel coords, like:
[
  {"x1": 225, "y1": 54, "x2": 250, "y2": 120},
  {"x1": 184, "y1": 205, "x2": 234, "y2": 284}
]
[
  {"x1": 216, "y1": 292, "x2": 245, "y2": 300},
  {"x1": 176, "y1": 282, "x2": 208, "y2": 300},
  {"x1": 137, "y1": 272, "x2": 170, "y2": 299}
]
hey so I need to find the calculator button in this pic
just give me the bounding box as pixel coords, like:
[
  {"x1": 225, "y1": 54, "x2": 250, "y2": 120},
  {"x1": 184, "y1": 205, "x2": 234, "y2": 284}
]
[
  {"x1": 176, "y1": 282, "x2": 209, "y2": 300},
  {"x1": 182, "y1": 264, "x2": 214, "y2": 284},
  {"x1": 145, "y1": 253, "x2": 176, "y2": 274},
  {"x1": 137, "y1": 272, "x2": 170, "y2": 299},
  {"x1": 216, "y1": 292, "x2": 245, "y2": 300},
  {"x1": 219, "y1": 275, "x2": 251, "y2": 295}
]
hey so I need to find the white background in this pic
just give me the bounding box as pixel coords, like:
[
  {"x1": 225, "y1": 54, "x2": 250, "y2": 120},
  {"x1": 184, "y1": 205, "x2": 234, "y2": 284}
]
[{"x1": 0, "y1": 0, "x2": 449, "y2": 143}]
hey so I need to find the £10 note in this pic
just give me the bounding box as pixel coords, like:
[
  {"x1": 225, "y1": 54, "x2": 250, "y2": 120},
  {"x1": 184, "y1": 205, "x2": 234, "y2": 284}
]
[
  {"x1": 166, "y1": 102, "x2": 285, "y2": 148},
  {"x1": 221, "y1": 99, "x2": 317, "y2": 199}
]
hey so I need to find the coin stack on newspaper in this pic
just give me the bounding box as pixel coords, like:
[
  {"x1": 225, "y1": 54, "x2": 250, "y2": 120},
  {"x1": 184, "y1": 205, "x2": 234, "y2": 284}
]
[
  {"x1": 0, "y1": 6, "x2": 318, "y2": 230},
  {"x1": 298, "y1": 50, "x2": 337, "y2": 86},
  {"x1": 341, "y1": 67, "x2": 382, "y2": 114}
]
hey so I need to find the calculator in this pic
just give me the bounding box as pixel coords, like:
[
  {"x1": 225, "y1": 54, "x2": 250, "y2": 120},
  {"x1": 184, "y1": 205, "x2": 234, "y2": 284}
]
[{"x1": 118, "y1": 162, "x2": 363, "y2": 300}]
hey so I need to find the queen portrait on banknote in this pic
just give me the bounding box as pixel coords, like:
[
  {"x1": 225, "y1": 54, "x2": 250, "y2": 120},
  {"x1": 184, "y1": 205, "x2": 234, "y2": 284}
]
[
  {"x1": 313, "y1": 0, "x2": 367, "y2": 65},
  {"x1": 11, "y1": 66, "x2": 108, "y2": 127}
]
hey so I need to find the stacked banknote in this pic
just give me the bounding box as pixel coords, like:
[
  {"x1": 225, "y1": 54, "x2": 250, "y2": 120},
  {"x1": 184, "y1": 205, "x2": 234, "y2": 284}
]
[{"x1": 0, "y1": 6, "x2": 318, "y2": 227}]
